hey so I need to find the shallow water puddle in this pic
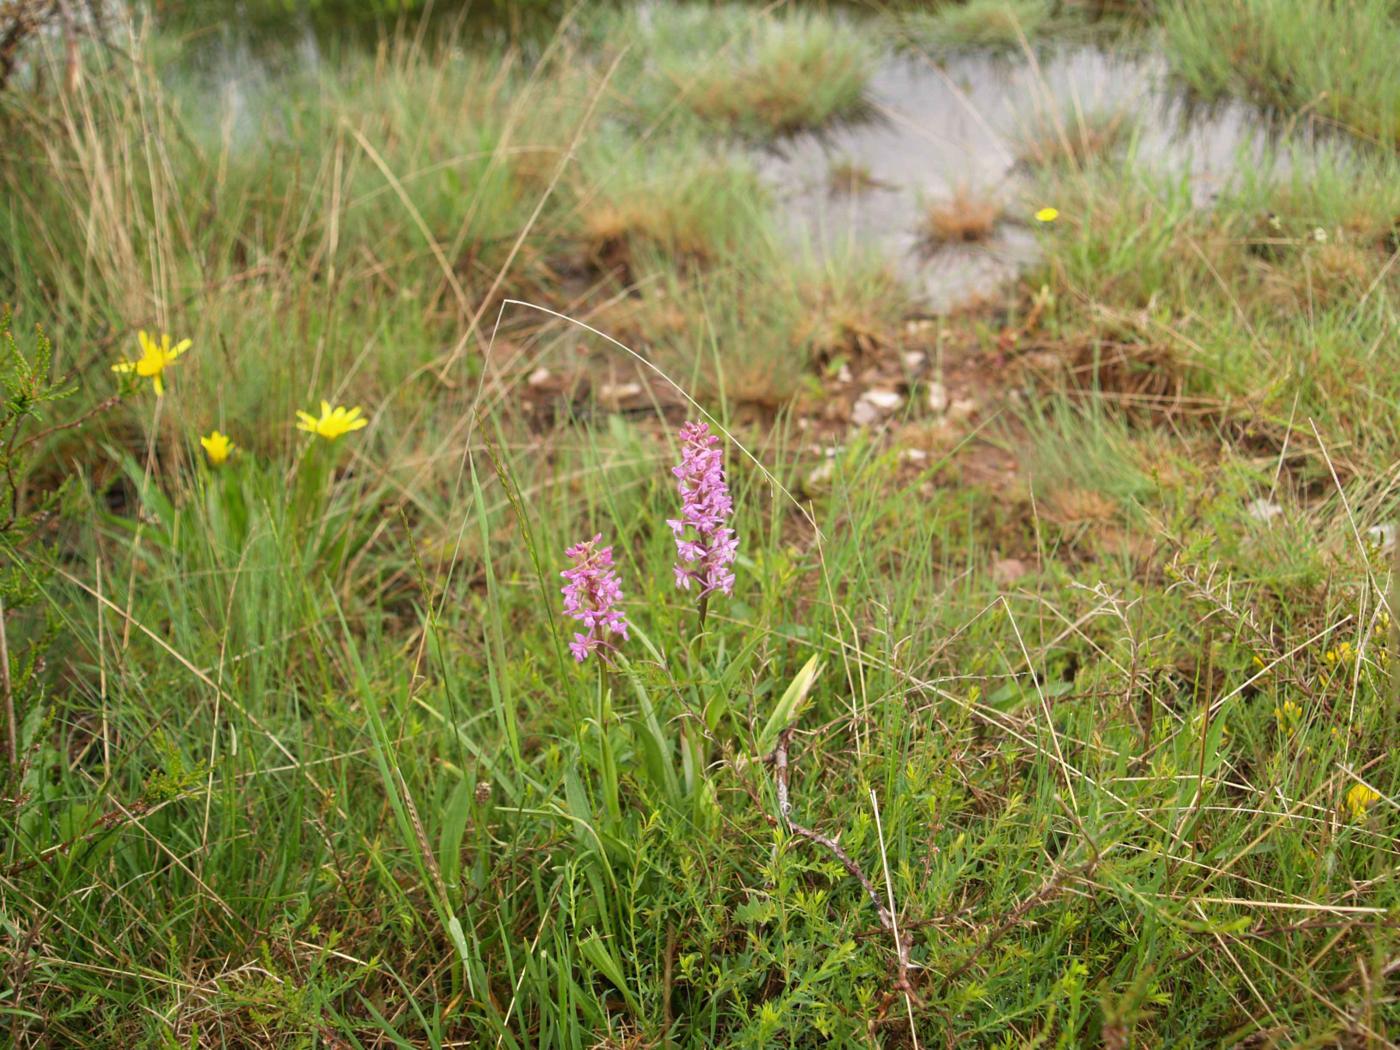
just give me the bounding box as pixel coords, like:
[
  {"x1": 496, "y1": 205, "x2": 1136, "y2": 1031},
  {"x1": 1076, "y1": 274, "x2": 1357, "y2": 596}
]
[{"x1": 758, "y1": 46, "x2": 1271, "y2": 313}]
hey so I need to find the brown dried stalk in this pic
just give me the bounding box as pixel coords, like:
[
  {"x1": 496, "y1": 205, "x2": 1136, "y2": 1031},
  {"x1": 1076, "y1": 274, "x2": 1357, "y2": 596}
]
[
  {"x1": 0, "y1": 597, "x2": 13, "y2": 768},
  {"x1": 772, "y1": 727, "x2": 918, "y2": 1001},
  {"x1": 1391, "y1": 534, "x2": 1399, "y2": 710}
]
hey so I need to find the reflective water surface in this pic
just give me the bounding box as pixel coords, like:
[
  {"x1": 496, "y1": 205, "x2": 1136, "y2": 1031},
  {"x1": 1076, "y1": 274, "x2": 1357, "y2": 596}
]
[{"x1": 760, "y1": 47, "x2": 1284, "y2": 311}]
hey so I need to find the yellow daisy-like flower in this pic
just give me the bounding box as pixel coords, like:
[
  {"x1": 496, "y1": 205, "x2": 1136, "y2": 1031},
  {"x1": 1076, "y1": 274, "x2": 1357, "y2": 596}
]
[
  {"x1": 111, "y1": 330, "x2": 191, "y2": 397},
  {"x1": 296, "y1": 401, "x2": 368, "y2": 441},
  {"x1": 1035, "y1": 207, "x2": 1059, "y2": 223},
  {"x1": 200, "y1": 430, "x2": 235, "y2": 466},
  {"x1": 1345, "y1": 782, "x2": 1380, "y2": 822}
]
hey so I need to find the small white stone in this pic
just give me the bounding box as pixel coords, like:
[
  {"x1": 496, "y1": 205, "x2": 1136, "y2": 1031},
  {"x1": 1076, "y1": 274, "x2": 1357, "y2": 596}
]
[
  {"x1": 1246, "y1": 498, "x2": 1283, "y2": 523},
  {"x1": 836, "y1": 364, "x2": 854, "y2": 384},
  {"x1": 851, "y1": 388, "x2": 904, "y2": 426},
  {"x1": 901, "y1": 448, "x2": 928, "y2": 462},
  {"x1": 806, "y1": 459, "x2": 836, "y2": 488},
  {"x1": 851, "y1": 400, "x2": 880, "y2": 426},
  {"x1": 902, "y1": 350, "x2": 926, "y2": 371},
  {"x1": 598, "y1": 381, "x2": 643, "y2": 404},
  {"x1": 992, "y1": 558, "x2": 1031, "y2": 586},
  {"x1": 1366, "y1": 523, "x2": 1396, "y2": 553},
  {"x1": 527, "y1": 367, "x2": 551, "y2": 388},
  {"x1": 947, "y1": 397, "x2": 977, "y2": 422},
  {"x1": 926, "y1": 381, "x2": 949, "y2": 415}
]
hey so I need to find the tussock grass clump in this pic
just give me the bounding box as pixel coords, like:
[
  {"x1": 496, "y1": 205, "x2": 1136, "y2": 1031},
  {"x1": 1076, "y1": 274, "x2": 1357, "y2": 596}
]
[
  {"x1": 1163, "y1": 0, "x2": 1400, "y2": 147},
  {"x1": 684, "y1": 14, "x2": 873, "y2": 134},
  {"x1": 1017, "y1": 107, "x2": 1133, "y2": 168},
  {"x1": 601, "y1": 5, "x2": 874, "y2": 137},
  {"x1": 921, "y1": 184, "x2": 1006, "y2": 245},
  {"x1": 791, "y1": 248, "x2": 908, "y2": 362},
  {"x1": 572, "y1": 137, "x2": 767, "y2": 266},
  {"x1": 902, "y1": 0, "x2": 1056, "y2": 51}
]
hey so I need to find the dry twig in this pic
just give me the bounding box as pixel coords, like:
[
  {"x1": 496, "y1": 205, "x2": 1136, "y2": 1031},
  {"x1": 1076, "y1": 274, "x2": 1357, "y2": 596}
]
[
  {"x1": 772, "y1": 727, "x2": 918, "y2": 1002},
  {"x1": 1, "y1": 597, "x2": 14, "y2": 768}
]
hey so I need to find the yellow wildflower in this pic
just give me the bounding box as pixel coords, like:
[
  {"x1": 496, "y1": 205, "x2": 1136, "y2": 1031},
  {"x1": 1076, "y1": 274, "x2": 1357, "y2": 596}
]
[
  {"x1": 1324, "y1": 641, "x2": 1355, "y2": 667},
  {"x1": 1273, "y1": 700, "x2": 1302, "y2": 736},
  {"x1": 296, "y1": 400, "x2": 368, "y2": 441},
  {"x1": 200, "y1": 430, "x2": 235, "y2": 466},
  {"x1": 1345, "y1": 782, "x2": 1380, "y2": 822},
  {"x1": 1035, "y1": 207, "x2": 1059, "y2": 223},
  {"x1": 111, "y1": 330, "x2": 191, "y2": 397}
]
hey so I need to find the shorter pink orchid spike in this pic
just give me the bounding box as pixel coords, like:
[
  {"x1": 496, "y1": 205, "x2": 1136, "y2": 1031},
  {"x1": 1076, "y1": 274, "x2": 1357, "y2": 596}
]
[{"x1": 560, "y1": 534, "x2": 629, "y2": 663}]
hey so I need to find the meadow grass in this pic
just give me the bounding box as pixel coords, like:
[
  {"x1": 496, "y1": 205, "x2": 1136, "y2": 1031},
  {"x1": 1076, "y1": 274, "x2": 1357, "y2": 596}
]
[
  {"x1": 1, "y1": 3, "x2": 1399, "y2": 1047},
  {"x1": 622, "y1": 235, "x2": 906, "y2": 407}
]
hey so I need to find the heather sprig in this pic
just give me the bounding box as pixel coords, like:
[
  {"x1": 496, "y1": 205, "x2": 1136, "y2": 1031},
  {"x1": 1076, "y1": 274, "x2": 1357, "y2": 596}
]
[
  {"x1": 560, "y1": 533, "x2": 630, "y2": 663},
  {"x1": 668, "y1": 420, "x2": 738, "y2": 602}
]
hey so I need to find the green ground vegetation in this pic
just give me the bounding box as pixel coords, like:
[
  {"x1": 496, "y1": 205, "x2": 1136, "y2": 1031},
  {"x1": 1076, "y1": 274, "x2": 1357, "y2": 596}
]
[{"x1": 1, "y1": 1, "x2": 1399, "y2": 1046}]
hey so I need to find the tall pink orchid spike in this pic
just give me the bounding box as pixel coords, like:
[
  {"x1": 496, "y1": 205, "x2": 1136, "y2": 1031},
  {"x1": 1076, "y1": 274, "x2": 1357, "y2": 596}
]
[{"x1": 667, "y1": 421, "x2": 738, "y2": 614}]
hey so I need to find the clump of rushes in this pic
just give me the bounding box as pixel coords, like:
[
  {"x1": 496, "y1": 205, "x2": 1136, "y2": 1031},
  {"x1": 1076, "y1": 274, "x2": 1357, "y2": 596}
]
[
  {"x1": 668, "y1": 421, "x2": 738, "y2": 623},
  {"x1": 560, "y1": 534, "x2": 630, "y2": 663},
  {"x1": 111, "y1": 331, "x2": 190, "y2": 397}
]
